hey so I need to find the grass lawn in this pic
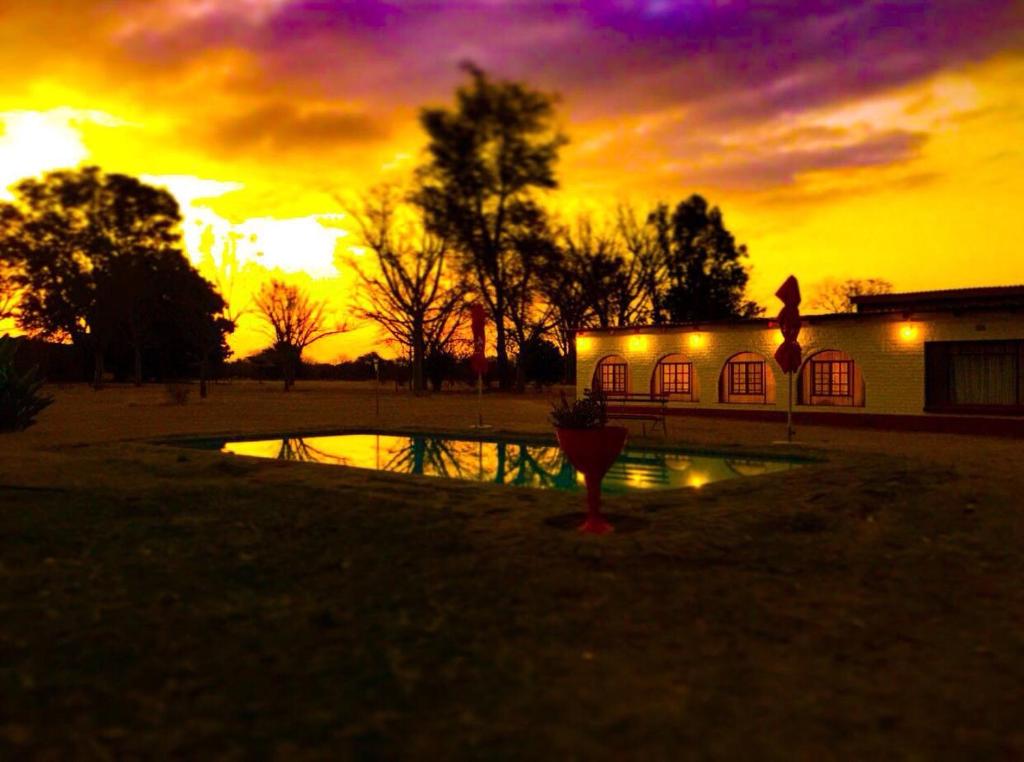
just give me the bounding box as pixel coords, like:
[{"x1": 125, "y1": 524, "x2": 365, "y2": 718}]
[{"x1": 1, "y1": 382, "x2": 1023, "y2": 759}]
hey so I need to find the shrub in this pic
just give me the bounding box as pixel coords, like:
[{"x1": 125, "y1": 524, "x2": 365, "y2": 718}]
[
  {"x1": 164, "y1": 382, "x2": 191, "y2": 406},
  {"x1": 0, "y1": 336, "x2": 54, "y2": 432},
  {"x1": 549, "y1": 390, "x2": 607, "y2": 430},
  {"x1": 518, "y1": 338, "x2": 564, "y2": 389}
]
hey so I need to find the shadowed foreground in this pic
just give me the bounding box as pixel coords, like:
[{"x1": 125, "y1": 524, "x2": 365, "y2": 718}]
[{"x1": 1, "y1": 383, "x2": 1022, "y2": 759}]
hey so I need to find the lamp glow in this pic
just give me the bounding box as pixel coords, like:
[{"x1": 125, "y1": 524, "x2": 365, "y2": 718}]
[
  {"x1": 688, "y1": 333, "x2": 704, "y2": 349},
  {"x1": 899, "y1": 324, "x2": 919, "y2": 342},
  {"x1": 576, "y1": 336, "x2": 593, "y2": 352},
  {"x1": 627, "y1": 335, "x2": 648, "y2": 352}
]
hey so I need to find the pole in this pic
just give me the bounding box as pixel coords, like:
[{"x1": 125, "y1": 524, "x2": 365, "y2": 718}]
[
  {"x1": 374, "y1": 359, "x2": 380, "y2": 418},
  {"x1": 477, "y1": 371, "x2": 484, "y2": 428},
  {"x1": 787, "y1": 370, "x2": 794, "y2": 442}
]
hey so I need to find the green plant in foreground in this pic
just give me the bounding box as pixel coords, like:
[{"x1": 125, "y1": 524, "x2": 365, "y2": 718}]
[
  {"x1": 0, "y1": 336, "x2": 54, "y2": 431},
  {"x1": 549, "y1": 390, "x2": 608, "y2": 430}
]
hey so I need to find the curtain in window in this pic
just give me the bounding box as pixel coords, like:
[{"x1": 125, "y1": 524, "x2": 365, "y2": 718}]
[{"x1": 950, "y1": 353, "x2": 1017, "y2": 405}]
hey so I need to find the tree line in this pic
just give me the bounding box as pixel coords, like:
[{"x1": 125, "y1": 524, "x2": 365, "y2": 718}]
[
  {"x1": 0, "y1": 63, "x2": 886, "y2": 394},
  {"x1": 346, "y1": 63, "x2": 763, "y2": 392},
  {"x1": 0, "y1": 167, "x2": 232, "y2": 394}
]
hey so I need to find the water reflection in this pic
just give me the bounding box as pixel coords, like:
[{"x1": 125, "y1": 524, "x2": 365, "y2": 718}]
[{"x1": 223, "y1": 434, "x2": 798, "y2": 493}]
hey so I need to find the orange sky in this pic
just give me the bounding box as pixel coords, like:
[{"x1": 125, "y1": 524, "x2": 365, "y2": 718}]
[{"x1": 1, "y1": 1, "x2": 1021, "y2": 361}]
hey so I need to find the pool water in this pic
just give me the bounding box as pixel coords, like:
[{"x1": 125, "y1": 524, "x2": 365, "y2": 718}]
[{"x1": 218, "y1": 433, "x2": 801, "y2": 493}]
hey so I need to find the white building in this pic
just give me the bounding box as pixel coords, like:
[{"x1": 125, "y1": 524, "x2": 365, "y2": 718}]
[{"x1": 576, "y1": 286, "x2": 1024, "y2": 435}]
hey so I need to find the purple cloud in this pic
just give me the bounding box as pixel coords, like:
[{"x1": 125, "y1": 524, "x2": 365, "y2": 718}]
[
  {"x1": 684, "y1": 129, "x2": 929, "y2": 190},
  {"x1": 37, "y1": 0, "x2": 1024, "y2": 189}
]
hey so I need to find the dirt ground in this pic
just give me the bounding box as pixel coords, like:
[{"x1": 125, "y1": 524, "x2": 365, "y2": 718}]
[{"x1": 1, "y1": 381, "x2": 1022, "y2": 760}]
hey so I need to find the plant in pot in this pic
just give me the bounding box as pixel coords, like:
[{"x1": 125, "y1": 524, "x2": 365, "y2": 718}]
[{"x1": 550, "y1": 390, "x2": 627, "y2": 534}]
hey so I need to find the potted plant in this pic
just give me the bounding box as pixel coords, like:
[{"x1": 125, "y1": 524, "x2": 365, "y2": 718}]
[{"x1": 550, "y1": 391, "x2": 627, "y2": 534}]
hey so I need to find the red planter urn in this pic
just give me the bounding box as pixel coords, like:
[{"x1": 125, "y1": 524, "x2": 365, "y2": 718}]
[{"x1": 555, "y1": 425, "x2": 628, "y2": 534}]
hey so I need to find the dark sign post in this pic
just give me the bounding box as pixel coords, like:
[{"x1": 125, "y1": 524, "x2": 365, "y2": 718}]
[
  {"x1": 773, "y1": 276, "x2": 803, "y2": 442},
  {"x1": 470, "y1": 304, "x2": 489, "y2": 429}
]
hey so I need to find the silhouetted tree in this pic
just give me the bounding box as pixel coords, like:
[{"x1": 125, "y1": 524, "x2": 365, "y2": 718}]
[
  {"x1": 810, "y1": 277, "x2": 893, "y2": 313},
  {"x1": 648, "y1": 195, "x2": 761, "y2": 323},
  {"x1": 254, "y1": 279, "x2": 345, "y2": 391},
  {"x1": 518, "y1": 337, "x2": 563, "y2": 388},
  {"x1": 349, "y1": 186, "x2": 466, "y2": 393},
  {"x1": 0, "y1": 237, "x2": 20, "y2": 324},
  {"x1": 540, "y1": 245, "x2": 591, "y2": 384},
  {"x1": 615, "y1": 203, "x2": 661, "y2": 325},
  {"x1": 163, "y1": 262, "x2": 234, "y2": 397},
  {"x1": 0, "y1": 167, "x2": 232, "y2": 387},
  {"x1": 414, "y1": 63, "x2": 567, "y2": 390},
  {"x1": 504, "y1": 210, "x2": 561, "y2": 392}
]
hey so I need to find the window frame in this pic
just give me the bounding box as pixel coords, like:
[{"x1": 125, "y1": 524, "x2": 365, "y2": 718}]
[
  {"x1": 597, "y1": 361, "x2": 628, "y2": 395},
  {"x1": 925, "y1": 340, "x2": 1024, "y2": 415},
  {"x1": 811, "y1": 360, "x2": 853, "y2": 398},
  {"x1": 658, "y1": 361, "x2": 692, "y2": 395},
  {"x1": 728, "y1": 361, "x2": 765, "y2": 396}
]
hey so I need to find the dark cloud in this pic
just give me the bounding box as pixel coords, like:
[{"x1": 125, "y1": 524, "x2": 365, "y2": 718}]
[
  {"x1": 684, "y1": 129, "x2": 928, "y2": 190},
  {"x1": 98, "y1": 1, "x2": 1024, "y2": 127},
  {"x1": 5, "y1": 0, "x2": 1020, "y2": 190},
  {"x1": 202, "y1": 101, "x2": 388, "y2": 155},
  {"x1": 231, "y1": 1, "x2": 1024, "y2": 122}
]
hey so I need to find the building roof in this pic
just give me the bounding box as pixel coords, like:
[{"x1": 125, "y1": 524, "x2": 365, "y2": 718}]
[
  {"x1": 576, "y1": 285, "x2": 1024, "y2": 336},
  {"x1": 852, "y1": 285, "x2": 1024, "y2": 314}
]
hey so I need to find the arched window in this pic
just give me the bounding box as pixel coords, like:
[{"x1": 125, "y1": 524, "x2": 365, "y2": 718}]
[
  {"x1": 719, "y1": 351, "x2": 776, "y2": 404},
  {"x1": 798, "y1": 349, "x2": 865, "y2": 407},
  {"x1": 651, "y1": 353, "x2": 699, "y2": 401},
  {"x1": 592, "y1": 355, "x2": 629, "y2": 397}
]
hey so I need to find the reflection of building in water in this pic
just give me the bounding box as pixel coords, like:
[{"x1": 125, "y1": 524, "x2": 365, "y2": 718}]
[
  {"x1": 221, "y1": 435, "x2": 797, "y2": 493},
  {"x1": 725, "y1": 459, "x2": 777, "y2": 477}
]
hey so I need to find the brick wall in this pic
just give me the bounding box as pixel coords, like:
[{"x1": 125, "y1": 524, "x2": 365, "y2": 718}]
[{"x1": 576, "y1": 312, "x2": 1024, "y2": 417}]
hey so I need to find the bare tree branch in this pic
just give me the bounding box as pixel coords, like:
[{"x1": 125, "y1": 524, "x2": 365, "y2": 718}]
[
  {"x1": 344, "y1": 185, "x2": 467, "y2": 393},
  {"x1": 254, "y1": 279, "x2": 348, "y2": 390}
]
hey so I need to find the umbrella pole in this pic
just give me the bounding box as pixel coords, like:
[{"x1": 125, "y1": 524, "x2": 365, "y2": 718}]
[
  {"x1": 787, "y1": 371, "x2": 794, "y2": 442},
  {"x1": 477, "y1": 372, "x2": 483, "y2": 428}
]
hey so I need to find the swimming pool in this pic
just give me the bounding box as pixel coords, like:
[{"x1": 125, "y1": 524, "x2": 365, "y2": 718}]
[{"x1": 209, "y1": 432, "x2": 803, "y2": 493}]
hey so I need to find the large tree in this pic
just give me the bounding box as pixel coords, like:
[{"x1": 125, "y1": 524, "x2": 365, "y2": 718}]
[
  {"x1": 648, "y1": 195, "x2": 761, "y2": 323},
  {"x1": 0, "y1": 257, "x2": 18, "y2": 325},
  {"x1": 0, "y1": 167, "x2": 216, "y2": 387},
  {"x1": 540, "y1": 244, "x2": 592, "y2": 384},
  {"x1": 414, "y1": 63, "x2": 567, "y2": 389},
  {"x1": 254, "y1": 279, "x2": 345, "y2": 391},
  {"x1": 504, "y1": 206, "x2": 561, "y2": 392},
  {"x1": 349, "y1": 187, "x2": 466, "y2": 393}
]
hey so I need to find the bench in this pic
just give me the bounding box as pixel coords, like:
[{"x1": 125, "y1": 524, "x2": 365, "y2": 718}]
[{"x1": 590, "y1": 391, "x2": 669, "y2": 437}]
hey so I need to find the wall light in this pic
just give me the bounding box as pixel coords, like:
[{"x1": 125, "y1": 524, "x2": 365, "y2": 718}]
[
  {"x1": 628, "y1": 334, "x2": 648, "y2": 353},
  {"x1": 688, "y1": 333, "x2": 705, "y2": 349},
  {"x1": 576, "y1": 336, "x2": 593, "y2": 352},
  {"x1": 899, "y1": 323, "x2": 919, "y2": 342}
]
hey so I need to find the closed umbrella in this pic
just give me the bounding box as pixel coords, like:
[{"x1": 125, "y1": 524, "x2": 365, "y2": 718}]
[{"x1": 773, "y1": 276, "x2": 803, "y2": 442}]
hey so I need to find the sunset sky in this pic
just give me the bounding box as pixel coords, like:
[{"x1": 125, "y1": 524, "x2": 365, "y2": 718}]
[{"x1": 1, "y1": 0, "x2": 1022, "y2": 361}]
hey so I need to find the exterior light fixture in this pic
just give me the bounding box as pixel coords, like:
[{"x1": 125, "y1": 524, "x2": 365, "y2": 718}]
[
  {"x1": 899, "y1": 324, "x2": 919, "y2": 342},
  {"x1": 628, "y1": 335, "x2": 648, "y2": 353},
  {"x1": 688, "y1": 333, "x2": 704, "y2": 349},
  {"x1": 576, "y1": 335, "x2": 593, "y2": 352}
]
